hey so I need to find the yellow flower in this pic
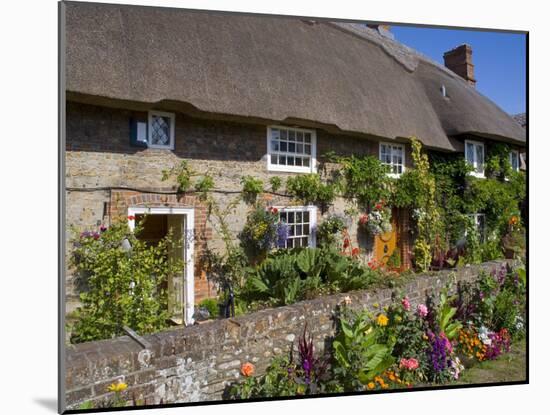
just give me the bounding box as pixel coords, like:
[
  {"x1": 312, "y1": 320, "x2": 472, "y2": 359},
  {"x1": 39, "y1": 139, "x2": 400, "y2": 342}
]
[
  {"x1": 377, "y1": 314, "x2": 389, "y2": 327},
  {"x1": 107, "y1": 382, "x2": 128, "y2": 393},
  {"x1": 367, "y1": 382, "x2": 375, "y2": 390}
]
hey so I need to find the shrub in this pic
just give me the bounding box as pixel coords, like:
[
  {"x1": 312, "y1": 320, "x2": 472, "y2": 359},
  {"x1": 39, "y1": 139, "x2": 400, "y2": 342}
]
[
  {"x1": 286, "y1": 174, "x2": 336, "y2": 211},
  {"x1": 198, "y1": 298, "x2": 219, "y2": 319},
  {"x1": 70, "y1": 220, "x2": 183, "y2": 343},
  {"x1": 241, "y1": 176, "x2": 264, "y2": 205}
]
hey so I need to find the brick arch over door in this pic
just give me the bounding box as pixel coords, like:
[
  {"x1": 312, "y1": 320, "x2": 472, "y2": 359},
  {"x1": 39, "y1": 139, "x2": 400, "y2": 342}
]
[{"x1": 108, "y1": 190, "x2": 215, "y2": 305}]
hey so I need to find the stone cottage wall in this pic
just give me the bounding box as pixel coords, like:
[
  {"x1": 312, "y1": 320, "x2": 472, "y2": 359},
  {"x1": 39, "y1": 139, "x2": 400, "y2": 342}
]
[
  {"x1": 65, "y1": 101, "x2": 414, "y2": 310},
  {"x1": 64, "y1": 259, "x2": 510, "y2": 409}
]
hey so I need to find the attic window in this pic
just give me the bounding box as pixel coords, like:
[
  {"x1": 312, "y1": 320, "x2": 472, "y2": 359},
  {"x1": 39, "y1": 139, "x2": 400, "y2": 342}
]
[
  {"x1": 379, "y1": 142, "x2": 405, "y2": 176},
  {"x1": 267, "y1": 126, "x2": 317, "y2": 173},
  {"x1": 148, "y1": 110, "x2": 175, "y2": 150}
]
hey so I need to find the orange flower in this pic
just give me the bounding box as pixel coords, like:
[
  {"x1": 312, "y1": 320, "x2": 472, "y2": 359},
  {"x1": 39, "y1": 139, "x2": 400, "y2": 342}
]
[
  {"x1": 352, "y1": 247, "x2": 360, "y2": 257},
  {"x1": 240, "y1": 362, "x2": 255, "y2": 377}
]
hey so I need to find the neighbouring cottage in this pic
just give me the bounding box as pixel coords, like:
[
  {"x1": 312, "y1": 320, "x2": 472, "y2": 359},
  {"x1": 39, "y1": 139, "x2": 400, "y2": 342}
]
[{"x1": 63, "y1": 2, "x2": 526, "y2": 325}]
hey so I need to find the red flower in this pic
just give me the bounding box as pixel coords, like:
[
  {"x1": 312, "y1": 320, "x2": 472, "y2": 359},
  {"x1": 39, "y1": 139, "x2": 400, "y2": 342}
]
[
  {"x1": 359, "y1": 214, "x2": 369, "y2": 225},
  {"x1": 128, "y1": 215, "x2": 135, "y2": 221},
  {"x1": 271, "y1": 207, "x2": 278, "y2": 214},
  {"x1": 343, "y1": 238, "x2": 350, "y2": 249},
  {"x1": 352, "y1": 247, "x2": 360, "y2": 257},
  {"x1": 375, "y1": 203, "x2": 382, "y2": 210}
]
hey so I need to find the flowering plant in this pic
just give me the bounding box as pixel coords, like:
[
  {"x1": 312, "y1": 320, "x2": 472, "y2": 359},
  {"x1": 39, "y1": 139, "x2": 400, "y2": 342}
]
[
  {"x1": 360, "y1": 202, "x2": 392, "y2": 235},
  {"x1": 239, "y1": 206, "x2": 288, "y2": 258}
]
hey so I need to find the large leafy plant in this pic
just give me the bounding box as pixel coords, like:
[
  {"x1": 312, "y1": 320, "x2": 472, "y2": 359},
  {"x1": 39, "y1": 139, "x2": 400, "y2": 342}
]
[
  {"x1": 331, "y1": 308, "x2": 396, "y2": 390},
  {"x1": 70, "y1": 220, "x2": 183, "y2": 343}
]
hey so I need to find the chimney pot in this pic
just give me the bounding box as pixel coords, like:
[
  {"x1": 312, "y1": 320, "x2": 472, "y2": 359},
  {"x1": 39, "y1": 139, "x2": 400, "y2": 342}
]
[{"x1": 443, "y1": 44, "x2": 476, "y2": 87}]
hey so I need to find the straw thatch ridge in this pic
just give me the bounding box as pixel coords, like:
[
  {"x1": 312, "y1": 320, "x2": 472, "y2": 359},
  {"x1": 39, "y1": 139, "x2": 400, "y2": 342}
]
[{"x1": 64, "y1": 1, "x2": 525, "y2": 150}]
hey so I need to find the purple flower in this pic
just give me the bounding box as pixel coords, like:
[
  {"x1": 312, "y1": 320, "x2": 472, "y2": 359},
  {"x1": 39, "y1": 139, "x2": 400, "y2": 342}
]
[{"x1": 276, "y1": 222, "x2": 289, "y2": 248}]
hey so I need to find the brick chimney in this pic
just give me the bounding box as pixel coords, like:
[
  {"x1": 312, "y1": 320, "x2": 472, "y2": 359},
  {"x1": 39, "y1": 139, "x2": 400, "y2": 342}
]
[{"x1": 443, "y1": 44, "x2": 476, "y2": 87}]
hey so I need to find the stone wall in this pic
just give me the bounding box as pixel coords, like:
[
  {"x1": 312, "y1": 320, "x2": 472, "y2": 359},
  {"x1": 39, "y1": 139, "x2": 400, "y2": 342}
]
[
  {"x1": 64, "y1": 259, "x2": 510, "y2": 409},
  {"x1": 65, "y1": 101, "x2": 413, "y2": 307}
]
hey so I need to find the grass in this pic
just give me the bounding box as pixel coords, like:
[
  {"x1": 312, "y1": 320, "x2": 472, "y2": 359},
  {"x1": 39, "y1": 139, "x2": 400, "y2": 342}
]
[{"x1": 454, "y1": 339, "x2": 527, "y2": 384}]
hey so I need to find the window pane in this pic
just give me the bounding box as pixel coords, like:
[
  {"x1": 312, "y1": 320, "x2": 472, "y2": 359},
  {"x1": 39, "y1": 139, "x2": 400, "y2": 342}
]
[
  {"x1": 303, "y1": 157, "x2": 310, "y2": 167},
  {"x1": 271, "y1": 154, "x2": 278, "y2": 164},
  {"x1": 280, "y1": 129, "x2": 287, "y2": 140},
  {"x1": 271, "y1": 140, "x2": 279, "y2": 151},
  {"x1": 304, "y1": 133, "x2": 311, "y2": 143},
  {"x1": 296, "y1": 211, "x2": 302, "y2": 222},
  {"x1": 303, "y1": 211, "x2": 309, "y2": 222},
  {"x1": 151, "y1": 115, "x2": 171, "y2": 146},
  {"x1": 466, "y1": 143, "x2": 474, "y2": 163},
  {"x1": 287, "y1": 212, "x2": 295, "y2": 223},
  {"x1": 303, "y1": 224, "x2": 309, "y2": 234},
  {"x1": 289, "y1": 130, "x2": 295, "y2": 140},
  {"x1": 301, "y1": 237, "x2": 309, "y2": 247},
  {"x1": 304, "y1": 144, "x2": 311, "y2": 154},
  {"x1": 287, "y1": 156, "x2": 295, "y2": 166},
  {"x1": 295, "y1": 224, "x2": 303, "y2": 235},
  {"x1": 296, "y1": 143, "x2": 304, "y2": 153},
  {"x1": 297, "y1": 132, "x2": 303, "y2": 142},
  {"x1": 280, "y1": 141, "x2": 287, "y2": 152},
  {"x1": 289, "y1": 142, "x2": 296, "y2": 152},
  {"x1": 475, "y1": 144, "x2": 484, "y2": 168},
  {"x1": 295, "y1": 157, "x2": 303, "y2": 166},
  {"x1": 271, "y1": 129, "x2": 280, "y2": 140},
  {"x1": 279, "y1": 155, "x2": 286, "y2": 165}
]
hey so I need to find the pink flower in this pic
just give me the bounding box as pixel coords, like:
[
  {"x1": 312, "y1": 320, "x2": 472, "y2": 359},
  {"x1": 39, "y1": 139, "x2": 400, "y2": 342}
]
[
  {"x1": 399, "y1": 358, "x2": 419, "y2": 371},
  {"x1": 401, "y1": 297, "x2": 411, "y2": 311},
  {"x1": 417, "y1": 303, "x2": 428, "y2": 318}
]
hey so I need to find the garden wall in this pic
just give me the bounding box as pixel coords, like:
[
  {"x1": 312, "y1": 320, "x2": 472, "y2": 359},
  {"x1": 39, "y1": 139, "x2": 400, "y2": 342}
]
[{"x1": 64, "y1": 260, "x2": 511, "y2": 409}]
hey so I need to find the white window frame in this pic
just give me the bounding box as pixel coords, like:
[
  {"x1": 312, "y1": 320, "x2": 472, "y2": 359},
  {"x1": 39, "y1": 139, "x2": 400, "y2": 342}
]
[
  {"x1": 266, "y1": 125, "x2": 317, "y2": 173},
  {"x1": 464, "y1": 139, "x2": 485, "y2": 178},
  {"x1": 509, "y1": 150, "x2": 520, "y2": 172},
  {"x1": 275, "y1": 205, "x2": 317, "y2": 248},
  {"x1": 379, "y1": 142, "x2": 406, "y2": 178},
  {"x1": 148, "y1": 110, "x2": 175, "y2": 150},
  {"x1": 127, "y1": 206, "x2": 195, "y2": 325}
]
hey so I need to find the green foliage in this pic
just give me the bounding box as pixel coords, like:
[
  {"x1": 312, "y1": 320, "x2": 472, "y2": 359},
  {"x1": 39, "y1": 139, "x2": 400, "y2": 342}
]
[
  {"x1": 316, "y1": 214, "x2": 347, "y2": 248},
  {"x1": 198, "y1": 298, "x2": 219, "y2": 319},
  {"x1": 241, "y1": 176, "x2": 264, "y2": 205},
  {"x1": 286, "y1": 174, "x2": 336, "y2": 211},
  {"x1": 386, "y1": 249, "x2": 401, "y2": 269},
  {"x1": 269, "y1": 176, "x2": 283, "y2": 193},
  {"x1": 331, "y1": 154, "x2": 392, "y2": 210},
  {"x1": 435, "y1": 287, "x2": 463, "y2": 340},
  {"x1": 485, "y1": 143, "x2": 512, "y2": 179},
  {"x1": 241, "y1": 247, "x2": 380, "y2": 307},
  {"x1": 70, "y1": 220, "x2": 183, "y2": 343},
  {"x1": 332, "y1": 308, "x2": 395, "y2": 389},
  {"x1": 161, "y1": 160, "x2": 193, "y2": 193},
  {"x1": 194, "y1": 174, "x2": 215, "y2": 200}
]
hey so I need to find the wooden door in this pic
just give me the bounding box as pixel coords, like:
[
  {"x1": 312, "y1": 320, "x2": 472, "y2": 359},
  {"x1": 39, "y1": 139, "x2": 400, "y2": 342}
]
[{"x1": 374, "y1": 209, "x2": 398, "y2": 266}]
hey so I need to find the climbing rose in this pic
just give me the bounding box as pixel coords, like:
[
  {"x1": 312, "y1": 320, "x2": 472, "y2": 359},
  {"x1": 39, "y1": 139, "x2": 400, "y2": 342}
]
[{"x1": 401, "y1": 296, "x2": 411, "y2": 311}]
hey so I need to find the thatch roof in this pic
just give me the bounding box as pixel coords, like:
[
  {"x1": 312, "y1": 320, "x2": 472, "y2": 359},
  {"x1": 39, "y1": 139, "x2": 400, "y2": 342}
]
[{"x1": 64, "y1": 2, "x2": 526, "y2": 150}]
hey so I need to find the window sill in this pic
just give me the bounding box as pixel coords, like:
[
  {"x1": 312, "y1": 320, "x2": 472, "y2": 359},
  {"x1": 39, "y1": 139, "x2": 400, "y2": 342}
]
[{"x1": 267, "y1": 163, "x2": 316, "y2": 174}]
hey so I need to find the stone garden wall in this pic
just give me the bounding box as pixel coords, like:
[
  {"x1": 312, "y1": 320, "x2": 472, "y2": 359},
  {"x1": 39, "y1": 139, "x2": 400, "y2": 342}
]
[{"x1": 64, "y1": 260, "x2": 510, "y2": 409}]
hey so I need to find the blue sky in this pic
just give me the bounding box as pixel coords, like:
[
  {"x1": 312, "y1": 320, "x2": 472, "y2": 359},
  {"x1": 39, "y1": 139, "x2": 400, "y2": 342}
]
[{"x1": 390, "y1": 26, "x2": 526, "y2": 115}]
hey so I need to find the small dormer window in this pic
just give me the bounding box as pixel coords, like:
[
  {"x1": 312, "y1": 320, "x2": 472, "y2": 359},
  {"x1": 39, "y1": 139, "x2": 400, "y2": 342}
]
[{"x1": 465, "y1": 140, "x2": 484, "y2": 178}]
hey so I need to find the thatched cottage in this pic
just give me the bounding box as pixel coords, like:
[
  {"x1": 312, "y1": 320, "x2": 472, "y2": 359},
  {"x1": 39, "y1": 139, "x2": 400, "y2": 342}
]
[{"x1": 62, "y1": 1, "x2": 526, "y2": 325}]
